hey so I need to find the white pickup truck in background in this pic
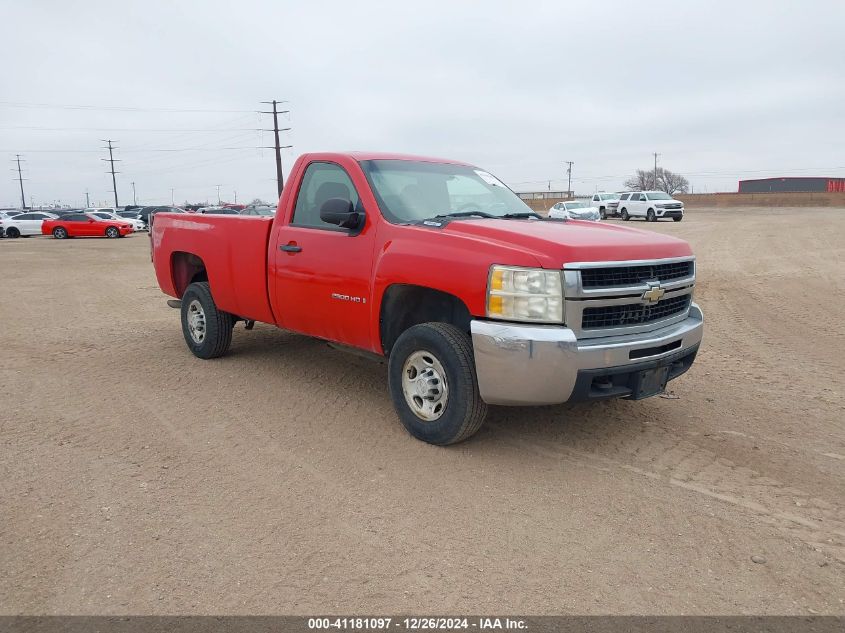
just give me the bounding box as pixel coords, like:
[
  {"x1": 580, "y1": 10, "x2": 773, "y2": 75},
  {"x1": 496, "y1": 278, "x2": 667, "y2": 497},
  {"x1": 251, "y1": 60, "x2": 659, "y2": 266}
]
[{"x1": 589, "y1": 192, "x2": 621, "y2": 219}]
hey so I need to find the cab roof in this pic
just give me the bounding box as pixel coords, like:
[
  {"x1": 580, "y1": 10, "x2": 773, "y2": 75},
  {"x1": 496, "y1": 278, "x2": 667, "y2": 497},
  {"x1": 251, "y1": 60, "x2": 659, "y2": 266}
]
[{"x1": 305, "y1": 151, "x2": 473, "y2": 166}]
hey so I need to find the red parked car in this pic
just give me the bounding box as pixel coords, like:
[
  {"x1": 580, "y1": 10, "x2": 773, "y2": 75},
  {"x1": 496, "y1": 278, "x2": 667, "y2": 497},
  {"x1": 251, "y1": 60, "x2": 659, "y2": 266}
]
[{"x1": 42, "y1": 212, "x2": 134, "y2": 239}]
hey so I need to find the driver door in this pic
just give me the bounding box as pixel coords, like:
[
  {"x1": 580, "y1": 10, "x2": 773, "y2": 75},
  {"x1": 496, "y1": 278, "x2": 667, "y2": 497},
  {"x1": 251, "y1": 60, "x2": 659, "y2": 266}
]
[{"x1": 271, "y1": 161, "x2": 377, "y2": 350}]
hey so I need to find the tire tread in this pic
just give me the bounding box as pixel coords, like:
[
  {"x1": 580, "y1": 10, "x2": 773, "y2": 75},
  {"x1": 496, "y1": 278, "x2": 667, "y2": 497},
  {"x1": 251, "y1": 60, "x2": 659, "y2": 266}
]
[{"x1": 181, "y1": 281, "x2": 233, "y2": 359}]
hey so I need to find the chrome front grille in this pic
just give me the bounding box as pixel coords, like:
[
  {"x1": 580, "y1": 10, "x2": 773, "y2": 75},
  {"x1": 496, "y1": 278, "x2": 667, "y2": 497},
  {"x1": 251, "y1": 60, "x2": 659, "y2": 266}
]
[
  {"x1": 582, "y1": 294, "x2": 690, "y2": 328},
  {"x1": 563, "y1": 257, "x2": 695, "y2": 338},
  {"x1": 580, "y1": 260, "x2": 692, "y2": 288}
]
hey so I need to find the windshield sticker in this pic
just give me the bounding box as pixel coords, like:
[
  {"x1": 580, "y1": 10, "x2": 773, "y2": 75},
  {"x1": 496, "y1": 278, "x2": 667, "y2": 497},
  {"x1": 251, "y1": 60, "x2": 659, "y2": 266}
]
[{"x1": 474, "y1": 170, "x2": 505, "y2": 187}]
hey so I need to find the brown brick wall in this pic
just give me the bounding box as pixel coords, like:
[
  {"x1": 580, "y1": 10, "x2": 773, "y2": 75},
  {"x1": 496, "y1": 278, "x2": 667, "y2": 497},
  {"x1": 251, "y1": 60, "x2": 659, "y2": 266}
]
[{"x1": 677, "y1": 192, "x2": 845, "y2": 207}]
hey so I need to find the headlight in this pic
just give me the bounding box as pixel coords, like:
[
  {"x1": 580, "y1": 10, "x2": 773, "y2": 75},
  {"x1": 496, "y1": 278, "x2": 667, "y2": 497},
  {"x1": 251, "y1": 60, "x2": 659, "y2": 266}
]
[{"x1": 487, "y1": 265, "x2": 563, "y2": 323}]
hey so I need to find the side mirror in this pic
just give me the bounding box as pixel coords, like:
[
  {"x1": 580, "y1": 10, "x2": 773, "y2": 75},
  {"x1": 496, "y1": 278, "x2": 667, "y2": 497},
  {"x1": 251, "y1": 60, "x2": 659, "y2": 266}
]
[{"x1": 320, "y1": 197, "x2": 364, "y2": 232}]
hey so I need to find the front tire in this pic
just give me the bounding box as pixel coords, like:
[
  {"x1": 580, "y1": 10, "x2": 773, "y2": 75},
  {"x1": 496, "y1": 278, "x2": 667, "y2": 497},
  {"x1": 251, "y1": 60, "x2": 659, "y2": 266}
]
[
  {"x1": 621, "y1": 209, "x2": 629, "y2": 221},
  {"x1": 673, "y1": 216, "x2": 683, "y2": 222},
  {"x1": 647, "y1": 209, "x2": 656, "y2": 222},
  {"x1": 5, "y1": 227, "x2": 20, "y2": 238},
  {"x1": 388, "y1": 322, "x2": 487, "y2": 445},
  {"x1": 180, "y1": 282, "x2": 234, "y2": 359},
  {"x1": 53, "y1": 227, "x2": 68, "y2": 239},
  {"x1": 599, "y1": 207, "x2": 606, "y2": 220}
]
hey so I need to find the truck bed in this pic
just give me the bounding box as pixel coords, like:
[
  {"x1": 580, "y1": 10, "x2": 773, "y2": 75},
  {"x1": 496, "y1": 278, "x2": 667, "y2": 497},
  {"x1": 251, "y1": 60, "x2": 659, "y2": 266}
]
[{"x1": 151, "y1": 213, "x2": 276, "y2": 324}]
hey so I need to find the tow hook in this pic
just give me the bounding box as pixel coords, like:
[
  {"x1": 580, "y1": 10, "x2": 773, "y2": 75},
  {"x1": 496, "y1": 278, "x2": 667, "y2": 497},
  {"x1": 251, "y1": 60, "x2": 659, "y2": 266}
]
[
  {"x1": 244, "y1": 320, "x2": 255, "y2": 330},
  {"x1": 166, "y1": 299, "x2": 182, "y2": 309}
]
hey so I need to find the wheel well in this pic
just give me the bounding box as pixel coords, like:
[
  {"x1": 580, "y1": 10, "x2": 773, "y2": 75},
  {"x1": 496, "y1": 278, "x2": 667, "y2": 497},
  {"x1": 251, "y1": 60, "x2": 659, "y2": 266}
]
[
  {"x1": 171, "y1": 251, "x2": 208, "y2": 297},
  {"x1": 380, "y1": 284, "x2": 472, "y2": 355}
]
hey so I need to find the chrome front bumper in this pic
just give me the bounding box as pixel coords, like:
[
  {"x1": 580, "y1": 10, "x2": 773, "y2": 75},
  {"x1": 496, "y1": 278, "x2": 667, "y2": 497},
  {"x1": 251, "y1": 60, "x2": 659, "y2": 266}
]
[{"x1": 470, "y1": 303, "x2": 703, "y2": 405}]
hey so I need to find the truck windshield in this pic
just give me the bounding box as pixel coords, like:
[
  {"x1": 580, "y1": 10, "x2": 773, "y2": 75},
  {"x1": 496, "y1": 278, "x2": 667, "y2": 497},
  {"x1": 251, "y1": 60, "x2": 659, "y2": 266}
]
[{"x1": 360, "y1": 159, "x2": 534, "y2": 223}]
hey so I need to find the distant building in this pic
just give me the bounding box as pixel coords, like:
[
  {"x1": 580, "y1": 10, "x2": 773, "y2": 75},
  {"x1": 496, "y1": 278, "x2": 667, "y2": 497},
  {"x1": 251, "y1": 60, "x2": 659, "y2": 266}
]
[
  {"x1": 517, "y1": 191, "x2": 573, "y2": 200},
  {"x1": 738, "y1": 177, "x2": 845, "y2": 193}
]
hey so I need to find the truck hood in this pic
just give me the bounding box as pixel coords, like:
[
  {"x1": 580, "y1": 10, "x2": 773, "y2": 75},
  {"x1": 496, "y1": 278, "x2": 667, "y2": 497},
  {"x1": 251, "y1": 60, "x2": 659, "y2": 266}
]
[{"x1": 439, "y1": 218, "x2": 692, "y2": 268}]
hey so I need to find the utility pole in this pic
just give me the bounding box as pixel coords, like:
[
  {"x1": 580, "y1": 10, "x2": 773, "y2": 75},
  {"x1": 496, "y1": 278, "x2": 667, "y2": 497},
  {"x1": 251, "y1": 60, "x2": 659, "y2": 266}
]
[
  {"x1": 14, "y1": 154, "x2": 27, "y2": 209},
  {"x1": 653, "y1": 152, "x2": 661, "y2": 189},
  {"x1": 234, "y1": 190, "x2": 237, "y2": 204},
  {"x1": 215, "y1": 184, "x2": 221, "y2": 204},
  {"x1": 131, "y1": 181, "x2": 137, "y2": 205},
  {"x1": 565, "y1": 161, "x2": 574, "y2": 196},
  {"x1": 85, "y1": 189, "x2": 90, "y2": 207},
  {"x1": 260, "y1": 100, "x2": 292, "y2": 197},
  {"x1": 170, "y1": 188, "x2": 175, "y2": 206},
  {"x1": 101, "y1": 140, "x2": 120, "y2": 207}
]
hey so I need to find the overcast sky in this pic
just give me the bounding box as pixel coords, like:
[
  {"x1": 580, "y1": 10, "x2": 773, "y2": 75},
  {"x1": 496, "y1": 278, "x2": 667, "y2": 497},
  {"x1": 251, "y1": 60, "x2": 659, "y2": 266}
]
[{"x1": 2, "y1": 0, "x2": 844, "y2": 207}]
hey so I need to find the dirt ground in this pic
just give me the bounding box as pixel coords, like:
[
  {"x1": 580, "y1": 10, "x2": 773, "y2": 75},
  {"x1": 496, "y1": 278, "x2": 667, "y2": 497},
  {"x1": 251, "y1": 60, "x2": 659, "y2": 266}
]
[{"x1": 1, "y1": 207, "x2": 843, "y2": 615}]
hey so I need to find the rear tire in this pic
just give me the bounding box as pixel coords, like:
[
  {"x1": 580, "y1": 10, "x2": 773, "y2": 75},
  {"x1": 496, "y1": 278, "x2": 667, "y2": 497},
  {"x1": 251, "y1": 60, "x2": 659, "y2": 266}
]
[
  {"x1": 621, "y1": 209, "x2": 629, "y2": 221},
  {"x1": 105, "y1": 226, "x2": 120, "y2": 238},
  {"x1": 388, "y1": 322, "x2": 487, "y2": 445},
  {"x1": 5, "y1": 227, "x2": 20, "y2": 238},
  {"x1": 647, "y1": 209, "x2": 656, "y2": 222},
  {"x1": 52, "y1": 227, "x2": 68, "y2": 239},
  {"x1": 180, "y1": 282, "x2": 234, "y2": 359}
]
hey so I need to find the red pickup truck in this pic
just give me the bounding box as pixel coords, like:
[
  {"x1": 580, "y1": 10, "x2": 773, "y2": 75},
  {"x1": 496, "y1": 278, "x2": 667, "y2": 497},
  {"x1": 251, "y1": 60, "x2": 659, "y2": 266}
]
[{"x1": 151, "y1": 152, "x2": 703, "y2": 445}]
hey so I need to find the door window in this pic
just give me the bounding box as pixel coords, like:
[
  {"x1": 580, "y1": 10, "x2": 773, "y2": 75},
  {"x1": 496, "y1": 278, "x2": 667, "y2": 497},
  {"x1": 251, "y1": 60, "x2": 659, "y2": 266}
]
[{"x1": 292, "y1": 162, "x2": 359, "y2": 229}]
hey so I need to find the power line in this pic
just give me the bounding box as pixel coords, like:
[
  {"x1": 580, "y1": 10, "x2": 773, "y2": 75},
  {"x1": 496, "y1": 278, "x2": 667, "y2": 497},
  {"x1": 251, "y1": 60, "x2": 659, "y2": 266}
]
[
  {"x1": 260, "y1": 100, "x2": 292, "y2": 196},
  {"x1": 0, "y1": 126, "x2": 264, "y2": 132},
  {"x1": 653, "y1": 152, "x2": 661, "y2": 188},
  {"x1": 564, "y1": 161, "x2": 574, "y2": 195},
  {"x1": 0, "y1": 101, "x2": 256, "y2": 113},
  {"x1": 14, "y1": 154, "x2": 27, "y2": 209},
  {"x1": 0, "y1": 146, "x2": 267, "y2": 153},
  {"x1": 101, "y1": 140, "x2": 120, "y2": 207}
]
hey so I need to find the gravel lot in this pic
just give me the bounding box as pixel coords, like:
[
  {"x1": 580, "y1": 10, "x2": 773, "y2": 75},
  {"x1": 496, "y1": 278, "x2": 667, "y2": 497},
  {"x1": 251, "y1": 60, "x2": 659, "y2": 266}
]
[{"x1": 1, "y1": 208, "x2": 843, "y2": 615}]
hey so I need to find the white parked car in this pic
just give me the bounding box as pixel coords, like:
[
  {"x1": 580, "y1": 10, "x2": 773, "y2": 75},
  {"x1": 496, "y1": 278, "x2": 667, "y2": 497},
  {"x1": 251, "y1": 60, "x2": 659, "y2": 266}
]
[
  {"x1": 90, "y1": 210, "x2": 146, "y2": 232},
  {"x1": 589, "y1": 192, "x2": 620, "y2": 219},
  {"x1": 548, "y1": 200, "x2": 601, "y2": 221},
  {"x1": 0, "y1": 211, "x2": 58, "y2": 237},
  {"x1": 616, "y1": 191, "x2": 684, "y2": 222}
]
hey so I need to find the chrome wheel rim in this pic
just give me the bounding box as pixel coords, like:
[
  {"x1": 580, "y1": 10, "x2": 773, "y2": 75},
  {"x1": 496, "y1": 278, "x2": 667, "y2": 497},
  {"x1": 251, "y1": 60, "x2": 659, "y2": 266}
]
[
  {"x1": 55, "y1": 228, "x2": 66, "y2": 238},
  {"x1": 187, "y1": 300, "x2": 206, "y2": 344},
  {"x1": 401, "y1": 350, "x2": 449, "y2": 422},
  {"x1": 107, "y1": 227, "x2": 118, "y2": 237}
]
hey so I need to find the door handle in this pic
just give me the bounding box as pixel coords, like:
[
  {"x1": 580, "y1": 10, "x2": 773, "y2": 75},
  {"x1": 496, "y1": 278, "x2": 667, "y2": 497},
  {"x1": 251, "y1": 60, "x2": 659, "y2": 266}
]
[{"x1": 280, "y1": 243, "x2": 302, "y2": 253}]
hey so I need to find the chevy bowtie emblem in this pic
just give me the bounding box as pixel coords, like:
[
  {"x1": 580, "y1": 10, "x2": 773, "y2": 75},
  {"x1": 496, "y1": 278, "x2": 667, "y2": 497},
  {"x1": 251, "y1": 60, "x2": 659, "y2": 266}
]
[{"x1": 642, "y1": 283, "x2": 665, "y2": 304}]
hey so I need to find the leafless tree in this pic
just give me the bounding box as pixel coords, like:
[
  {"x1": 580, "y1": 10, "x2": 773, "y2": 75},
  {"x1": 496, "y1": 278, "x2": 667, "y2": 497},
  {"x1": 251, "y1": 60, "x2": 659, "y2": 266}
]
[
  {"x1": 624, "y1": 169, "x2": 652, "y2": 191},
  {"x1": 657, "y1": 169, "x2": 690, "y2": 195},
  {"x1": 624, "y1": 168, "x2": 689, "y2": 195}
]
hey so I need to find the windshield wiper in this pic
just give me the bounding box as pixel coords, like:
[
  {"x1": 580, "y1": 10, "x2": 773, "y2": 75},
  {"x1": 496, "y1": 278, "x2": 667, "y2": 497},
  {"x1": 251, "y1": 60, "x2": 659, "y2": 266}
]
[
  {"x1": 499, "y1": 212, "x2": 542, "y2": 219},
  {"x1": 431, "y1": 210, "x2": 542, "y2": 221},
  {"x1": 432, "y1": 211, "x2": 498, "y2": 219}
]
